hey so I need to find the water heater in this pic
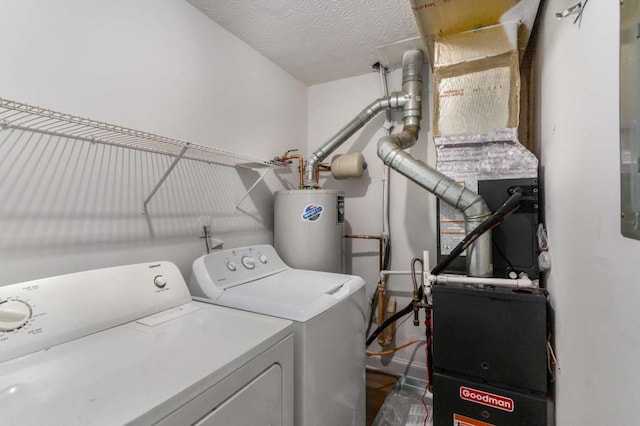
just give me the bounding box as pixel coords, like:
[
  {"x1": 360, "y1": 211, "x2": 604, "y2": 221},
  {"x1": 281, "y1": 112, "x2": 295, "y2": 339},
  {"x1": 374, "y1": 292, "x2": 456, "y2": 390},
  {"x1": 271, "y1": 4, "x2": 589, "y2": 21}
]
[{"x1": 274, "y1": 189, "x2": 344, "y2": 273}]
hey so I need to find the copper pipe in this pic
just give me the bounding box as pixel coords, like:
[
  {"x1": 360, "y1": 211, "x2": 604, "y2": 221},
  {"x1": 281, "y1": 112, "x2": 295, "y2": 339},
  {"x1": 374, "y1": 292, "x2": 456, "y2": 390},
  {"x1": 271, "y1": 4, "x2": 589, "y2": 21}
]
[
  {"x1": 345, "y1": 233, "x2": 392, "y2": 346},
  {"x1": 274, "y1": 153, "x2": 304, "y2": 189},
  {"x1": 344, "y1": 234, "x2": 383, "y2": 271},
  {"x1": 384, "y1": 297, "x2": 396, "y2": 346},
  {"x1": 373, "y1": 278, "x2": 395, "y2": 347},
  {"x1": 376, "y1": 279, "x2": 389, "y2": 347},
  {"x1": 366, "y1": 339, "x2": 422, "y2": 357},
  {"x1": 314, "y1": 163, "x2": 331, "y2": 184}
]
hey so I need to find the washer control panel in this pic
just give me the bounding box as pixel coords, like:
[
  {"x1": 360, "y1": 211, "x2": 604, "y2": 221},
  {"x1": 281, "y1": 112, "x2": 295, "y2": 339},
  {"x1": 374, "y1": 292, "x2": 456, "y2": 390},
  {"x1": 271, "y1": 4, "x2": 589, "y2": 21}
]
[
  {"x1": 241, "y1": 256, "x2": 256, "y2": 270},
  {"x1": 194, "y1": 245, "x2": 288, "y2": 292},
  {"x1": 0, "y1": 262, "x2": 191, "y2": 364}
]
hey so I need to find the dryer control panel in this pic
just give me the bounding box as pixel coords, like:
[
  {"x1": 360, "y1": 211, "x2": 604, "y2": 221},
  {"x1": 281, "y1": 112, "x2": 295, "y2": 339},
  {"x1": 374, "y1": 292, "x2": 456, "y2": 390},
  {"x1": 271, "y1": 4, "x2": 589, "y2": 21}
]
[{"x1": 0, "y1": 262, "x2": 191, "y2": 363}]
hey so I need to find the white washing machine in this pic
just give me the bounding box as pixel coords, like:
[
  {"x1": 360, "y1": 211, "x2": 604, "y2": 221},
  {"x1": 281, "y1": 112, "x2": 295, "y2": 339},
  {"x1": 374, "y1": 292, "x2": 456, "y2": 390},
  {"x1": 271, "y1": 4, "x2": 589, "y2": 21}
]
[
  {"x1": 189, "y1": 244, "x2": 366, "y2": 426},
  {"x1": 0, "y1": 261, "x2": 294, "y2": 425}
]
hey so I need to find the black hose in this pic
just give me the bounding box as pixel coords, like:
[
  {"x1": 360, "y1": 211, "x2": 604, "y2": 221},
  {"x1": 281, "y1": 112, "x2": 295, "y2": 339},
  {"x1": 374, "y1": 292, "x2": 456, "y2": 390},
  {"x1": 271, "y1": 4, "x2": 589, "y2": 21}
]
[
  {"x1": 492, "y1": 236, "x2": 515, "y2": 273},
  {"x1": 365, "y1": 286, "x2": 422, "y2": 348},
  {"x1": 430, "y1": 187, "x2": 523, "y2": 275},
  {"x1": 365, "y1": 240, "x2": 390, "y2": 344},
  {"x1": 425, "y1": 307, "x2": 433, "y2": 388},
  {"x1": 366, "y1": 286, "x2": 379, "y2": 337},
  {"x1": 383, "y1": 239, "x2": 391, "y2": 270},
  {"x1": 364, "y1": 189, "x2": 524, "y2": 348}
]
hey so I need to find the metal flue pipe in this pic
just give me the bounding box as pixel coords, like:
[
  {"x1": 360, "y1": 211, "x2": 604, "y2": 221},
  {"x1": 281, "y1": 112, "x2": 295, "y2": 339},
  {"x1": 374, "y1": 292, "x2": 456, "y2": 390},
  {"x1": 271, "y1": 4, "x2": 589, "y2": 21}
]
[
  {"x1": 304, "y1": 49, "x2": 492, "y2": 277},
  {"x1": 376, "y1": 50, "x2": 492, "y2": 277},
  {"x1": 304, "y1": 94, "x2": 407, "y2": 188}
]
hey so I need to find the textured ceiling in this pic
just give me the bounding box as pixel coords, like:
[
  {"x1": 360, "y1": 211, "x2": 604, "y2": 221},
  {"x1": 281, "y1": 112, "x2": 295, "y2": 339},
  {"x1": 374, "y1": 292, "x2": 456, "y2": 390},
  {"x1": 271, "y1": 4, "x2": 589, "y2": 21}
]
[{"x1": 186, "y1": 0, "x2": 421, "y2": 86}]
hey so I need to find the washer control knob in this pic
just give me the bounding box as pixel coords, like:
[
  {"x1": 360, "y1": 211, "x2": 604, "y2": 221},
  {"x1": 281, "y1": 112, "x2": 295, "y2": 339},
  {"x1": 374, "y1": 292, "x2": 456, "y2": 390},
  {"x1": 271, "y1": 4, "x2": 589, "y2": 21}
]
[
  {"x1": 153, "y1": 275, "x2": 167, "y2": 288},
  {"x1": 258, "y1": 254, "x2": 268, "y2": 264},
  {"x1": 226, "y1": 261, "x2": 237, "y2": 272},
  {"x1": 241, "y1": 256, "x2": 256, "y2": 269},
  {"x1": 0, "y1": 300, "x2": 32, "y2": 331}
]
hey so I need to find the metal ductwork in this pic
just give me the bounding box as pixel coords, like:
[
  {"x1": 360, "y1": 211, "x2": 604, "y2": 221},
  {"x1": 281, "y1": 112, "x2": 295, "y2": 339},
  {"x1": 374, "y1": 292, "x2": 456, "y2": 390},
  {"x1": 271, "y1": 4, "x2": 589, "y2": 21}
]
[
  {"x1": 377, "y1": 50, "x2": 492, "y2": 277},
  {"x1": 305, "y1": 49, "x2": 492, "y2": 277},
  {"x1": 304, "y1": 93, "x2": 407, "y2": 188}
]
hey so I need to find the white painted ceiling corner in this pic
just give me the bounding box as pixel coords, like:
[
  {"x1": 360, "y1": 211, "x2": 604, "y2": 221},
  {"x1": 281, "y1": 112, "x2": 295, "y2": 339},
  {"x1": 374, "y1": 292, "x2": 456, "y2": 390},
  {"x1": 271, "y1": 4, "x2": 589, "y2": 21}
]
[{"x1": 186, "y1": 0, "x2": 421, "y2": 86}]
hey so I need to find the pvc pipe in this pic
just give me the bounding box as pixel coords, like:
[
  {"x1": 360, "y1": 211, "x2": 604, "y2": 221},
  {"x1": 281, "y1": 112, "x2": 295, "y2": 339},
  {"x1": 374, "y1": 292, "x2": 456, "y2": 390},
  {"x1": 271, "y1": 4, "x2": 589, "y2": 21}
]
[
  {"x1": 378, "y1": 64, "x2": 392, "y2": 238},
  {"x1": 428, "y1": 274, "x2": 535, "y2": 289},
  {"x1": 379, "y1": 270, "x2": 420, "y2": 279}
]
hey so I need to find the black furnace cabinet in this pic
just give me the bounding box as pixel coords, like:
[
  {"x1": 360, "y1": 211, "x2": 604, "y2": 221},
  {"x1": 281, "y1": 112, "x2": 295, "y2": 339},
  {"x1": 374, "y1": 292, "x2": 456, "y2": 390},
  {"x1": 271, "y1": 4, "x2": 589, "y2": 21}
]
[{"x1": 432, "y1": 285, "x2": 550, "y2": 426}]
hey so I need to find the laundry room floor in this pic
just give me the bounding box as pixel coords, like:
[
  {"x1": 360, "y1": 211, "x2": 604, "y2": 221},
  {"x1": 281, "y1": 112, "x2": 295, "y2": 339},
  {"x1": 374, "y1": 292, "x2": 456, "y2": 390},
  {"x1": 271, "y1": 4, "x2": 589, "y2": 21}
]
[{"x1": 366, "y1": 369, "x2": 399, "y2": 425}]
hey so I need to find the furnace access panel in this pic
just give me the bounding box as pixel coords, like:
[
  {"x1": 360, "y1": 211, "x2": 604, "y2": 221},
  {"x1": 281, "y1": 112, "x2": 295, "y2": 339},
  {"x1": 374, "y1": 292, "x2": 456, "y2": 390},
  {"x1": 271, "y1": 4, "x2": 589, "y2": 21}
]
[
  {"x1": 432, "y1": 285, "x2": 550, "y2": 426},
  {"x1": 437, "y1": 178, "x2": 540, "y2": 279}
]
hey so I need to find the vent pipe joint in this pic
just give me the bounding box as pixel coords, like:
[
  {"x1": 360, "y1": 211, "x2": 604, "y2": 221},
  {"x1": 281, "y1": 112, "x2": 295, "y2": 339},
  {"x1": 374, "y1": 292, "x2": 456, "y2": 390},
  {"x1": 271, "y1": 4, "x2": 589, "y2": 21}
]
[
  {"x1": 302, "y1": 49, "x2": 492, "y2": 277},
  {"x1": 376, "y1": 49, "x2": 492, "y2": 277},
  {"x1": 303, "y1": 95, "x2": 407, "y2": 188}
]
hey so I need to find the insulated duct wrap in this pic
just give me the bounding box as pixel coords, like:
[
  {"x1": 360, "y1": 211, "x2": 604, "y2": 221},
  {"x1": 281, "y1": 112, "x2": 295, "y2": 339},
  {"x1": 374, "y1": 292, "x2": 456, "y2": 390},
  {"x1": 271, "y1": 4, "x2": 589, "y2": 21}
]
[{"x1": 429, "y1": 24, "x2": 538, "y2": 266}]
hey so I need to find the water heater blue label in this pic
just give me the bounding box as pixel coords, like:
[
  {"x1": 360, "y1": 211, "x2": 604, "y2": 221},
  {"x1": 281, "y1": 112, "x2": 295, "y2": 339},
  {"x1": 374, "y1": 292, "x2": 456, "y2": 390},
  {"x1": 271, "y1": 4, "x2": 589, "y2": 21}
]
[{"x1": 301, "y1": 204, "x2": 324, "y2": 222}]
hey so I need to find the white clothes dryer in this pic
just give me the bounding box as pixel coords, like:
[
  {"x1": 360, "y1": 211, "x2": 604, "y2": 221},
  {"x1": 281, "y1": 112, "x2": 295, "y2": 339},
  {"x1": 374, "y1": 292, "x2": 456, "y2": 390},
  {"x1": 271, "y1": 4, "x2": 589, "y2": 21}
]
[
  {"x1": 189, "y1": 244, "x2": 366, "y2": 426},
  {"x1": 0, "y1": 261, "x2": 294, "y2": 425}
]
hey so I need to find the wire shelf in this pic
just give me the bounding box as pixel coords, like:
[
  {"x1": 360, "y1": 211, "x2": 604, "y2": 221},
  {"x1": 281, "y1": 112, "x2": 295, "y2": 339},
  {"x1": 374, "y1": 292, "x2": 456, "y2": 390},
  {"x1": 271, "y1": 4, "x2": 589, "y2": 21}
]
[
  {"x1": 0, "y1": 97, "x2": 286, "y2": 169},
  {"x1": 0, "y1": 97, "x2": 288, "y2": 215}
]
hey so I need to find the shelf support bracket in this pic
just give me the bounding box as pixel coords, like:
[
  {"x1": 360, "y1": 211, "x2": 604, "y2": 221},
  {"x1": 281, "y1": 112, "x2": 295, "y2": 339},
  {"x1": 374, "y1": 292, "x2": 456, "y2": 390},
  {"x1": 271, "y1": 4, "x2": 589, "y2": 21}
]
[
  {"x1": 234, "y1": 166, "x2": 274, "y2": 209},
  {"x1": 142, "y1": 145, "x2": 189, "y2": 215}
]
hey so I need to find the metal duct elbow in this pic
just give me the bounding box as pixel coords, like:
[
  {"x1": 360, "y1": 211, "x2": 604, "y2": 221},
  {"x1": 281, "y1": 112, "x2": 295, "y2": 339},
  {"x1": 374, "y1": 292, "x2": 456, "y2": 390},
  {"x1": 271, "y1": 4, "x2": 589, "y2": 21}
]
[
  {"x1": 376, "y1": 50, "x2": 492, "y2": 277},
  {"x1": 304, "y1": 93, "x2": 408, "y2": 188},
  {"x1": 303, "y1": 50, "x2": 425, "y2": 188},
  {"x1": 377, "y1": 135, "x2": 492, "y2": 277}
]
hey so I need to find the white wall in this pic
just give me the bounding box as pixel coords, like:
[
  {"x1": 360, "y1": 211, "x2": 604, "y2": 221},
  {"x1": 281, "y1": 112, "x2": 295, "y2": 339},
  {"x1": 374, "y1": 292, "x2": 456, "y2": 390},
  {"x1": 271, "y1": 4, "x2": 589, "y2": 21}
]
[
  {"x1": 535, "y1": 1, "x2": 639, "y2": 424},
  {"x1": 0, "y1": 0, "x2": 307, "y2": 284},
  {"x1": 308, "y1": 67, "x2": 437, "y2": 377},
  {"x1": 5, "y1": 3, "x2": 633, "y2": 422}
]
